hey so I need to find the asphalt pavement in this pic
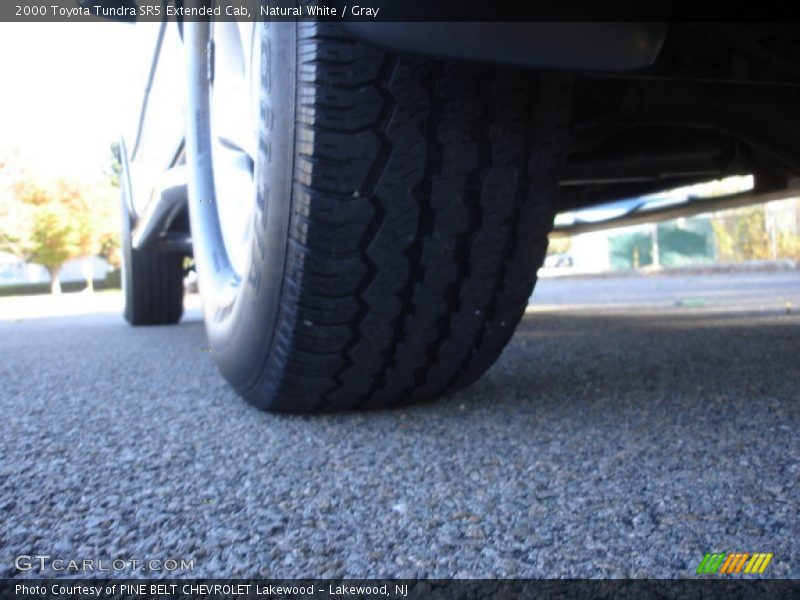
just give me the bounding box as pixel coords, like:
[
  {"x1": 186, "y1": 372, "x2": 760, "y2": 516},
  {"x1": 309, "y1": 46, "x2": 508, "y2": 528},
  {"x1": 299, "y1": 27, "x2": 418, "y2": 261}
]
[{"x1": 1, "y1": 270, "x2": 798, "y2": 578}]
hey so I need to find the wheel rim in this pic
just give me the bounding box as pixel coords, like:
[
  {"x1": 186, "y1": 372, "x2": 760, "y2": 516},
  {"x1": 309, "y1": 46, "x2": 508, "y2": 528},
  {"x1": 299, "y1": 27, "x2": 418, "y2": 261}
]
[{"x1": 208, "y1": 20, "x2": 261, "y2": 277}]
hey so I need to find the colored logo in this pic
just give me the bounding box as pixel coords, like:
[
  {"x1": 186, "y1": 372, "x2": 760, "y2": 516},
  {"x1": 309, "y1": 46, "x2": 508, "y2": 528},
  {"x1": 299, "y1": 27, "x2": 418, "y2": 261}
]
[{"x1": 696, "y1": 552, "x2": 773, "y2": 575}]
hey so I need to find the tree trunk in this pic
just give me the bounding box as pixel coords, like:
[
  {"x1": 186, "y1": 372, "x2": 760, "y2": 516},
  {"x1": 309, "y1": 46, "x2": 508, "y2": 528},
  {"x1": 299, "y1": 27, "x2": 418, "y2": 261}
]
[
  {"x1": 82, "y1": 258, "x2": 94, "y2": 293},
  {"x1": 48, "y1": 266, "x2": 62, "y2": 295}
]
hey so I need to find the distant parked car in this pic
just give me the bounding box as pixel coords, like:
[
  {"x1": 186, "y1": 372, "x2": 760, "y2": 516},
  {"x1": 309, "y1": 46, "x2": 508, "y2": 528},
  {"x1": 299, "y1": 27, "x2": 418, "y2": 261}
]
[{"x1": 544, "y1": 254, "x2": 574, "y2": 269}]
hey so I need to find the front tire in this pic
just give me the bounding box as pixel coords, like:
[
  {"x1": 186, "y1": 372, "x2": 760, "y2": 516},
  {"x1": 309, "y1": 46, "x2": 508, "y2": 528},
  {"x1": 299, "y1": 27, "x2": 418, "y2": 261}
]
[{"x1": 186, "y1": 21, "x2": 572, "y2": 412}]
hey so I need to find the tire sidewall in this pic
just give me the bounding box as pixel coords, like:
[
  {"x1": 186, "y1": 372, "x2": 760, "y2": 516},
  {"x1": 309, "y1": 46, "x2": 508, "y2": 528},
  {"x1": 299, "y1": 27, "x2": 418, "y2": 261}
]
[{"x1": 185, "y1": 22, "x2": 297, "y2": 395}]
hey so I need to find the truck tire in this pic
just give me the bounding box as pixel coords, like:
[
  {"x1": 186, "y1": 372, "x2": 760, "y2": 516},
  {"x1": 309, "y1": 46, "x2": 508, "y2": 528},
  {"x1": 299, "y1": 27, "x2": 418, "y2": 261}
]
[
  {"x1": 185, "y1": 21, "x2": 572, "y2": 412},
  {"x1": 121, "y1": 171, "x2": 184, "y2": 326}
]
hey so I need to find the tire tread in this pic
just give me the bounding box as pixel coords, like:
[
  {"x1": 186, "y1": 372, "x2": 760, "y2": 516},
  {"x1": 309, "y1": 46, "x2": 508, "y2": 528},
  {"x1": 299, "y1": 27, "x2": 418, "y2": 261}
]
[
  {"x1": 244, "y1": 23, "x2": 572, "y2": 411},
  {"x1": 124, "y1": 249, "x2": 184, "y2": 326}
]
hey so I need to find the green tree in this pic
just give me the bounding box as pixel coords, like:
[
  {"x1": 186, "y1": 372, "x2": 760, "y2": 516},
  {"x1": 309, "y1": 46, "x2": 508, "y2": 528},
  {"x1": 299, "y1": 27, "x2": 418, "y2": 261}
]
[
  {"x1": 85, "y1": 178, "x2": 121, "y2": 271},
  {"x1": 712, "y1": 206, "x2": 773, "y2": 262},
  {"x1": 777, "y1": 230, "x2": 800, "y2": 260},
  {"x1": 4, "y1": 178, "x2": 86, "y2": 293},
  {"x1": 105, "y1": 142, "x2": 122, "y2": 189},
  {"x1": 0, "y1": 175, "x2": 120, "y2": 293},
  {"x1": 1, "y1": 147, "x2": 121, "y2": 293},
  {"x1": 737, "y1": 208, "x2": 771, "y2": 260},
  {"x1": 547, "y1": 234, "x2": 572, "y2": 256},
  {"x1": 711, "y1": 217, "x2": 736, "y2": 261},
  {"x1": 0, "y1": 147, "x2": 31, "y2": 256}
]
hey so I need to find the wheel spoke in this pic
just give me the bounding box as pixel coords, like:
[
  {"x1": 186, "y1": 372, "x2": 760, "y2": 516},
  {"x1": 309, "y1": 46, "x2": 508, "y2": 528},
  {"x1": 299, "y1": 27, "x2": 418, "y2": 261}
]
[{"x1": 208, "y1": 20, "x2": 260, "y2": 277}]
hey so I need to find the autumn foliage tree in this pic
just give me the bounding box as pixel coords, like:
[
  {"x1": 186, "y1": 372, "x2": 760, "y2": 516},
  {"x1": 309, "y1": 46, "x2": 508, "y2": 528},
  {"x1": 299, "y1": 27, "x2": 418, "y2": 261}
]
[
  {"x1": 712, "y1": 203, "x2": 800, "y2": 262},
  {"x1": 0, "y1": 152, "x2": 119, "y2": 294}
]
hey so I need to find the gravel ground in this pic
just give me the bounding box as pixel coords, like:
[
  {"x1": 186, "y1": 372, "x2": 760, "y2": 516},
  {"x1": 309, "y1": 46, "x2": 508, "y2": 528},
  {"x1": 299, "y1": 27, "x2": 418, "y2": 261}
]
[{"x1": 1, "y1": 271, "x2": 798, "y2": 578}]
